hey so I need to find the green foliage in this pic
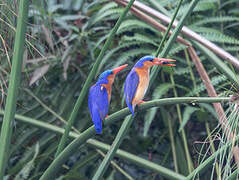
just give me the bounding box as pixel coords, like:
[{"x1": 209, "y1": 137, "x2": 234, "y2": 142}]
[
  {"x1": 144, "y1": 83, "x2": 174, "y2": 136},
  {"x1": 15, "y1": 143, "x2": 39, "y2": 180},
  {"x1": 187, "y1": 75, "x2": 227, "y2": 96},
  {"x1": 179, "y1": 106, "x2": 199, "y2": 132},
  {"x1": 1, "y1": 0, "x2": 239, "y2": 179}
]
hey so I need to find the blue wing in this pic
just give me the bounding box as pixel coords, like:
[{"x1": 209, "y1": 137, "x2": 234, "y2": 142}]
[
  {"x1": 124, "y1": 68, "x2": 139, "y2": 115},
  {"x1": 88, "y1": 84, "x2": 109, "y2": 134}
]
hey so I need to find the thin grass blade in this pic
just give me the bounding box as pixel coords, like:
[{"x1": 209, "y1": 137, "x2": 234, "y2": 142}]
[
  {"x1": 186, "y1": 135, "x2": 239, "y2": 180},
  {"x1": 0, "y1": 0, "x2": 29, "y2": 178}
]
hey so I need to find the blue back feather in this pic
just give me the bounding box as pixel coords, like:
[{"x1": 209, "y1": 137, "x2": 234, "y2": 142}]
[
  {"x1": 124, "y1": 69, "x2": 139, "y2": 115},
  {"x1": 88, "y1": 84, "x2": 109, "y2": 134}
]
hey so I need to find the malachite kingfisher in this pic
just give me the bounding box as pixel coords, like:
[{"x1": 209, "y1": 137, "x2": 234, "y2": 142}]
[
  {"x1": 88, "y1": 64, "x2": 128, "y2": 134},
  {"x1": 124, "y1": 56, "x2": 176, "y2": 115}
]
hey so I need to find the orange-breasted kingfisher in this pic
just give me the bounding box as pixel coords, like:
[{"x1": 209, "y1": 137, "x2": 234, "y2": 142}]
[
  {"x1": 88, "y1": 64, "x2": 128, "y2": 134},
  {"x1": 124, "y1": 56, "x2": 176, "y2": 115}
]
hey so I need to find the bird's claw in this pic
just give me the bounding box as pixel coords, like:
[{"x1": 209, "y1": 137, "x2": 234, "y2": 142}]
[{"x1": 137, "y1": 101, "x2": 146, "y2": 107}]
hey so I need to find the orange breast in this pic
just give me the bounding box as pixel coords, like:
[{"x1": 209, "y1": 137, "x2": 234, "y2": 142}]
[
  {"x1": 102, "y1": 84, "x2": 112, "y2": 103},
  {"x1": 101, "y1": 74, "x2": 115, "y2": 103},
  {"x1": 132, "y1": 67, "x2": 149, "y2": 106}
]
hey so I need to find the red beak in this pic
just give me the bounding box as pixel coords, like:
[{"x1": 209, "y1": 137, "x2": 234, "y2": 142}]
[
  {"x1": 112, "y1": 64, "x2": 128, "y2": 75},
  {"x1": 152, "y1": 58, "x2": 176, "y2": 66}
]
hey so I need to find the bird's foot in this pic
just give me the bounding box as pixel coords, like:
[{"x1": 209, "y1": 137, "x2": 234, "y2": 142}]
[
  {"x1": 134, "y1": 101, "x2": 146, "y2": 113},
  {"x1": 137, "y1": 101, "x2": 146, "y2": 106},
  {"x1": 102, "y1": 115, "x2": 109, "y2": 126}
]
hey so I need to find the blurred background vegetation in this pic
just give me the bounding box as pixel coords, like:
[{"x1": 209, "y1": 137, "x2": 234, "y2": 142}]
[{"x1": 1, "y1": 0, "x2": 239, "y2": 179}]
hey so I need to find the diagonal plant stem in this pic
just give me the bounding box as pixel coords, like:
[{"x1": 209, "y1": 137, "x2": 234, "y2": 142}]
[
  {"x1": 150, "y1": 0, "x2": 200, "y2": 82},
  {"x1": 192, "y1": 41, "x2": 239, "y2": 89},
  {"x1": 154, "y1": 0, "x2": 183, "y2": 57},
  {"x1": 5, "y1": 107, "x2": 239, "y2": 179},
  {"x1": 93, "y1": 0, "x2": 183, "y2": 176},
  {"x1": 55, "y1": 0, "x2": 136, "y2": 157},
  {"x1": 118, "y1": 0, "x2": 197, "y2": 173},
  {"x1": 114, "y1": 0, "x2": 190, "y2": 47},
  {"x1": 90, "y1": 139, "x2": 185, "y2": 180},
  {"x1": 92, "y1": 115, "x2": 133, "y2": 180},
  {"x1": 0, "y1": 110, "x2": 186, "y2": 180},
  {"x1": 96, "y1": 150, "x2": 135, "y2": 180},
  {"x1": 152, "y1": 0, "x2": 199, "y2": 173},
  {"x1": 115, "y1": 0, "x2": 239, "y2": 89},
  {"x1": 24, "y1": 90, "x2": 131, "y2": 179},
  {"x1": 121, "y1": 0, "x2": 239, "y2": 69},
  {"x1": 187, "y1": 46, "x2": 239, "y2": 166},
  {"x1": 166, "y1": 112, "x2": 179, "y2": 172},
  {"x1": 184, "y1": 48, "x2": 220, "y2": 176},
  {"x1": 0, "y1": 0, "x2": 29, "y2": 178},
  {"x1": 39, "y1": 97, "x2": 229, "y2": 180}
]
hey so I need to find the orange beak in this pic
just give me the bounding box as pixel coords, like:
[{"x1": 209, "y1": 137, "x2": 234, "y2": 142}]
[
  {"x1": 152, "y1": 58, "x2": 176, "y2": 66},
  {"x1": 112, "y1": 64, "x2": 128, "y2": 75}
]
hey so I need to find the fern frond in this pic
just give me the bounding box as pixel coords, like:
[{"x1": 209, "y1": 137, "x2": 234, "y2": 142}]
[
  {"x1": 224, "y1": 22, "x2": 239, "y2": 29},
  {"x1": 201, "y1": 32, "x2": 239, "y2": 44},
  {"x1": 112, "y1": 47, "x2": 155, "y2": 68},
  {"x1": 220, "y1": 0, "x2": 239, "y2": 9},
  {"x1": 189, "y1": 26, "x2": 221, "y2": 34},
  {"x1": 97, "y1": 2, "x2": 118, "y2": 14},
  {"x1": 176, "y1": 0, "x2": 216, "y2": 17},
  {"x1": 168, "y1": 44, "x2": 187, "y2": 56},
  {"x1": 186, "y1": 75, "x2": 227, "y2": 96},
  {"x1": 91, "y1": 8, "x2": 123, "y2": 25},
  {"x1": 117, "y1": 19, "x2": 159, "y2": 35},
  {"x1": 194, "y1": 0, "x2": 216, "y2": 12},
  {"x1": 122, "y1": 33, "x2": 159, "y2": 46},
  {"x1": 97, "y1": 41, "x2": 145, "y2": 74},
  {"x1": 174, "y1": 67, "x2": 191, "y2": 75},
  {"x1": 224, "y1": 46, "x2": 239, "y2": 52},
  {"x1": 192, "y1": 16, "x2": 239, "y2": 26}
]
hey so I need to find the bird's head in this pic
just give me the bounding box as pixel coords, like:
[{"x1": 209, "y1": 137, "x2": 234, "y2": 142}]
[
  {"x1": 97, "y1": 64, "x2": 128, "y2": 84},
  {"x1": 134, "y1": 55, "x2": 176, "y2": 68}
]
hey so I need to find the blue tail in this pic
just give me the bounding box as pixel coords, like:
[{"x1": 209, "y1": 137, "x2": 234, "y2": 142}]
[
  {"x1": 92, "y1": 107, "x2": 102, "y2": 134},
  {"x1": 126, "y1": 98, "x2": 134, "y2": 116}
]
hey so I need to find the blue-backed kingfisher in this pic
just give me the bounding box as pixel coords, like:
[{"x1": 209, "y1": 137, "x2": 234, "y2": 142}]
[
  {"x1": 88, "y1": 64, "x2": 128, "y2": 134},
  {"x1": 124, "y1": 56, "x2": 176, "y2": 115}
]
